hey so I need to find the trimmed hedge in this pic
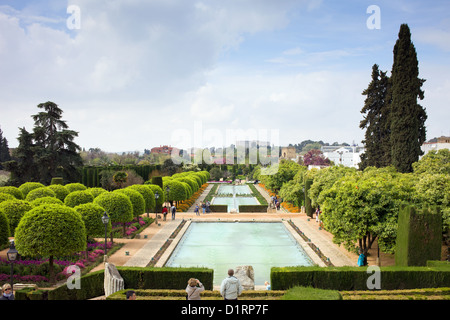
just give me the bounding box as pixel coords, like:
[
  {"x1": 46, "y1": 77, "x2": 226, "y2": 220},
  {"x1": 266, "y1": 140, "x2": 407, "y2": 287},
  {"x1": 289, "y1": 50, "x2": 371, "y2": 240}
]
[
  {"x1": 41, "y1": 267, "x2": 214, "y2": 300},
  {"x1": 209, "y1": 204, "x2": 228, "y2": 212},
  {"x1": 270, "y1": 266, "x2": 450, "y2": 291},
  {"x1": 238, "y1": 205, "x2": 268, "y2": 212}
]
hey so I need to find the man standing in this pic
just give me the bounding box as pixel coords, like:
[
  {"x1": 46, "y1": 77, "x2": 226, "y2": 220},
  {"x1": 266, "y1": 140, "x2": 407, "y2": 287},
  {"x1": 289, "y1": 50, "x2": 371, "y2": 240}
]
[
  {"x1": 171, "y1": 204, "x2": 177, "y2": 220},
  {"x1": 220, "y1": 269, "x2": 243, "y2": 300}
]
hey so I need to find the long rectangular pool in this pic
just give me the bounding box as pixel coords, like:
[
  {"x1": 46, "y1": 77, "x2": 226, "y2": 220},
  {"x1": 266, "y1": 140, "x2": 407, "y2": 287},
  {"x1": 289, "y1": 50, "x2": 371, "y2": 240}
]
[{"x1": 165, "y1": 222, "x2": 314, "y2": 285}]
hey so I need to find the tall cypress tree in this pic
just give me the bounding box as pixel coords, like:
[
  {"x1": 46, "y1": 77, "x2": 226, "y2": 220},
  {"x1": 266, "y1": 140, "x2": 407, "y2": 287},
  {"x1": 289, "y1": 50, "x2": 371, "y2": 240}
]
[
  {"x1": 388, "y1": 24, "x2": 427, "y2": 173},
  {"x1": 359, "y1": 64, "x2": 391, "y2": 170},
  {"x1": 0, "y1": 127, "x2": 12, "y2": 169}
]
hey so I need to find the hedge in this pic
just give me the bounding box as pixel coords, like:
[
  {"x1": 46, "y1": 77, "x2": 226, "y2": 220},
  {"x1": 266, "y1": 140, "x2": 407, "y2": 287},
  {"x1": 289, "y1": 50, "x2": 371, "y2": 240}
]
[
  {"x1": 270, "y1": 266, "x2": 450, "y2": 291},
  {"x1": 25, "y1": 267, "x2": 214, "y2": 300},
  {"x1": 209, "y1": 205, "x2": 228, "y2": 212},
  {"x1": 238, "y1": 205, "x2": 268, "y2": 212}
]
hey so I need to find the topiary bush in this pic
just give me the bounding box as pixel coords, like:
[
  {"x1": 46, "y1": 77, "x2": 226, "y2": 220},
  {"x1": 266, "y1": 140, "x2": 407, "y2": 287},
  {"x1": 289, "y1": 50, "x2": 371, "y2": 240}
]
[
  {"x1": 19, "y1": 182, "x2": 45, "y2": 198},
  {"x1": 0, "y1": 186, "x2": 24, "y2": 200},
  {"x1": 14, "y1": 204, "x2": 87, "y2": 283},
  {"x1": 0, "y1": 209, "x2": 9, "y2": 246},
  {"x1": 113, "y1": 188, "x2": 145, "y2": 218},
  {"x1": 25, "y1": 187, "x2": 56, "y2": 202},
  {"x1": 87, "y1": 187, "x2": 107, "y2": 199},
  {"x1": 93, "y1": 192, "x2": 133, "y2": 237},
  {"x1": 65, "y1": 183, "x2": 87, "y2": 193},
  {"x1": 64, "y1": 190, "x2": 94, "y2": 208},
  {"x1": 0, "y1": 193, "x2": 15, "y2": 204},
  {"x1": 0, "y1": 199, "x2": 33, "y2": 236},
  {"x1": 127, "y1": 185, "x2": 155, "y2": 213},
  {"x1": 74, "y1": 202, "x2": 111, "y2": 238},
  {"x1": 31, "y1": 197, "x2": 64, "y2": 206},
  {"x1": 46, "y1": 184, "x2": 70, "y2": 202}
]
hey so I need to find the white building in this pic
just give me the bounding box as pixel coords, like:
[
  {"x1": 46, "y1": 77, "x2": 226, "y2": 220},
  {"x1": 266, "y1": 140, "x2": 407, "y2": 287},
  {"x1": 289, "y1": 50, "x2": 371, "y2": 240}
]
[
  {"x1": 322, "y1": 145, "x2": 365, "y2": 168},
  {"x1": 421, "y1": 136, "x2": 450, "y2": 158}
]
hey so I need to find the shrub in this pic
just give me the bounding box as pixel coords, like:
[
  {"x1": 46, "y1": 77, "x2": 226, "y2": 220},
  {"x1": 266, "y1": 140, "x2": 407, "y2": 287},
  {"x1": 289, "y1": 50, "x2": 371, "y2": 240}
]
[
  {"x1": 19, "y1": 182, "x2": 45, "y2": 198},
  {"x1": 87, "y1": 187, "x2": 107, "y2": 199},
  {"x1": 14, "y1": 204, "x2": 87, "y2": 283},
  {"x1": 50, "y1": 177, "x2": 64, "y2": 185},
  {"x1": 0, "y1": 210, "x2": 9, "y2": 246},
  {"x1": 46, "y1": 184, "x2": 70, "y2": 202},
  {"x1": 25, "y1": 187, "x2": 56, "y2": 202},
  {"x1": 31, "y1": 197, "x2": 64, "y2": 206},
  {"x1": 0, "y1": 199, "x2": 33, "y2": 236},
  {"x1": 0, "y1": 193, "x2": 15, "y2": 204},
  {"x1": 74, "y1": 203, "x2": 111, "y2": 238},
  {"x1": 64, "y1": 190, "x2": 94, "y2": 208},
  {"x1": 0, "y1": 186, "x2": 24, "y2": 200},
  {"x1": 113, "y1": 189, "x2": 145, "y2": 218},
  {"x1": 94, "y1": 192, "x2": 133, "y2": 237},
  {"x1": 65, "y1": 183, "x2": 87, "y2": 193},
  {"x1": 127, "y1": 185, "x2": 155, "y2": 213},
  {"x1": 281, "y1": 286, "x2": 342, "y2": 300}
]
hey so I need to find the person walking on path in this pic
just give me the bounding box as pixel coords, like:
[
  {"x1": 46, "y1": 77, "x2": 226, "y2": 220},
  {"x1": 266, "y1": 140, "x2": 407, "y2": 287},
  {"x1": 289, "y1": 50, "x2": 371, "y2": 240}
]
[
  {"x1": 202, "y1": 202, "x2": 206, "y2": 214},
  {"x1": 171, "y1": 204, "x2": 177, "y2": 220},
  {"x1": 162, "y1": 205, "x2": 168, "y2": 221},
  {"x1": 220, "y1": 269, "x2": 243, "y2": 300},
  {"x1": 194, "y1": 204, "x2": 200, "y2": 216},
  {"x1": 186, "y1": 278, "x2": 205, "y2": 300}
]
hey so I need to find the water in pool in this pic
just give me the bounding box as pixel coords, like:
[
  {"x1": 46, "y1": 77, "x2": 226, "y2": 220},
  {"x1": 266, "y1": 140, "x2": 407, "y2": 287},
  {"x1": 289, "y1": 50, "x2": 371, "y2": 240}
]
[{"x1": 165, "y1": 222, "x2": 314, "y2": 285}]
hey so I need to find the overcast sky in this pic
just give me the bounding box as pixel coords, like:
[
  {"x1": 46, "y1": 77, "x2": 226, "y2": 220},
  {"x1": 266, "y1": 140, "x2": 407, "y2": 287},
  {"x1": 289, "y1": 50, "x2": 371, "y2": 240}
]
[{"x1": 0, "y1": 0, "x2": 449, "y2": 152}]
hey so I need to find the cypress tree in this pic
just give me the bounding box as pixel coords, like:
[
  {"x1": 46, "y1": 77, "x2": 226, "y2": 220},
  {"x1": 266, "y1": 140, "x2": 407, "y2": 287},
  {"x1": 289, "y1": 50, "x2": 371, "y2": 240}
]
[
  {"x1": 0, "y1": 127, "x2": 11, "y2": 169},
  {"x1": 359, "y1": 64, "x2": 391, "y2": 169},
  {"x1": 388, "y1": 24, "x2": 427, "y2": 173}
]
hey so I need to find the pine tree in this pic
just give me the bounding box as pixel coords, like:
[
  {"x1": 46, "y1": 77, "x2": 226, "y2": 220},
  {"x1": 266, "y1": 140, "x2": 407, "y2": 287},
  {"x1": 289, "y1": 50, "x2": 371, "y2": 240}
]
[
  {"x1": 31, "y1": 102, "x2": 83, "y2": 183},
  {"x1": 388, "y1": 24, "x2": 427, "y2": 173},
  {"x1": 359, "y1": 64, "x2": 391, "y2": 169}
]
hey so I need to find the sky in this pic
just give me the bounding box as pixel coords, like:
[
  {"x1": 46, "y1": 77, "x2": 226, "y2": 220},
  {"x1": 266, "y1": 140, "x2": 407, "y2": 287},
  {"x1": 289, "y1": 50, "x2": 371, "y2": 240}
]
[{"x1": 0, "y1": 0, "x2": 449, "y2": 152}]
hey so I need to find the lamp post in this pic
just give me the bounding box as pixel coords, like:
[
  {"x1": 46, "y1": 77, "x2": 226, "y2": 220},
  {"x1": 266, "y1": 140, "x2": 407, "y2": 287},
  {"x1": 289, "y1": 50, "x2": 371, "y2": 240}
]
[
  {"x1": 166, "y1": 186, "x2": 170, "y2": 206},
  {"x1": 7, "y1": 240, "x2": 18, "y2": 291},
  {"x1": 101, "y1": 212, "x2": 110, "y2": 256},
  {"x1": 154, "y1": 191, "x2": 159, "y2": 225}
]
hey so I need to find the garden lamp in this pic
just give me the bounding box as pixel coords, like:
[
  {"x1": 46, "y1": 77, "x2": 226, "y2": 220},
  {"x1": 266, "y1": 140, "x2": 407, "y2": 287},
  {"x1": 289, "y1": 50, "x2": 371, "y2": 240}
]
[
  {"x1": 102, "y1": 212, "x2": 110, "y2": 256},
  {"x1": 7, "y1": 240, "x2": 18, "y2": 291},
  {"x1": 154, "y1": 191, "x2": 159, "y2": 224}
]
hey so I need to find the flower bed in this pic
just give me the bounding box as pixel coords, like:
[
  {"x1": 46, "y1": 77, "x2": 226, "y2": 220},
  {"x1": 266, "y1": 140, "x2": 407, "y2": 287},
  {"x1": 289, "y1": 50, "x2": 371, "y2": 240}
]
[{"x1": 0, "y1": 241, "x2": 116, "y2": 285}]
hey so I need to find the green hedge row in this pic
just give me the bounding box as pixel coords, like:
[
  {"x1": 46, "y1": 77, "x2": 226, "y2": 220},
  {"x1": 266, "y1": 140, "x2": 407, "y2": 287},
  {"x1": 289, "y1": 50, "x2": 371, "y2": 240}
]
[
  {"x1": 17, "y1": 267, "x2": 214, "y2": 300},
  {"x1": 270, "y1": 265, "x2": 450, "y2": 291},
  {"x1": 209, "y1": 204, "x2": 228, "y2": 212},
  {"x1": 238, "y1": 205, "x2": 269, "y2": 212}
]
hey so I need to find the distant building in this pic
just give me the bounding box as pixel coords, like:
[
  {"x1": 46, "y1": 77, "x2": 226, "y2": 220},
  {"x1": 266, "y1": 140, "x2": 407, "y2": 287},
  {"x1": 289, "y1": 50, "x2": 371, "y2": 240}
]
[
  {"x1": 150, "y1": 145, "x2": 179, "y2": 155},
  {"x1": 421, "y1": 136, "x2": 450, "y2": 158},
  {"x1": 322, "y1": 145, "x2": 365, "y2": 168},
  {"x1": 281, "y1": 146, "x2": 297, "y2": 160}
]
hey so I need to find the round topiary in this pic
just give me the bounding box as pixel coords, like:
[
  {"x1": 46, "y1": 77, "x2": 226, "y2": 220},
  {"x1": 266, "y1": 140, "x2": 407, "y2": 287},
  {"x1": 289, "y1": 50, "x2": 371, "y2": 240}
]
[
  {"x1": 47, "y1": 184, "x2": 70, "y2": 202},
  {"x1": 0, "y1": 210, "x2": 10, "y2": 246},
  {"x1": 25, "y1": 187, "x2": 56, "y2": 202},
  {"x1": 93, "y1": 192, "x2": 133, "y2": 224},
  {"x1": 0, "y1": 186, "x2": 24, "y2": 200},
  {"x1": 19, "y1": 182, "x2": 45, "y2": 198},
  {"x1": 127, "y1": 185, "x2": 155, "y2": 213},
  {"x1": 64, "y1": 190, "x2": 94, "y2": 208},
  {"x1": 65, "y1": 183, "x2": 87, "y2": 193},
  {"x1": 31, "y1": 197, "x2": 64, "y2": 207},
  {"x1": 87, "y1": 187, "x2": 108, "y2": 199},
  {"x1": 164, "y1": 180, "x2": 187, "y2": 202},
  {"x1": 14, "y1": 204, "x2": 87, "y2": 283},
  {"x1": 0, "y1": 199, "x2": 33, "y2": 236},
  {"x1": 145, "y1": 184, "x2": 164, "y2": 208},
  {"x1": 114, "y1": 188, "x2": 145, "y2": 218},
  {"x1": 0, "y1": 193, "x2": 15, "y2": 204},
  {"x1": 74, "y1": 202, "x2": 111, "y2": 238}
]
